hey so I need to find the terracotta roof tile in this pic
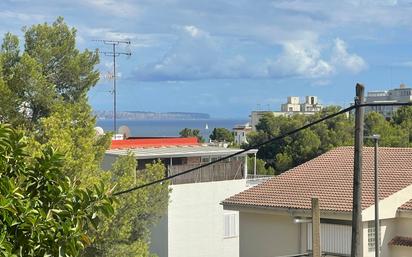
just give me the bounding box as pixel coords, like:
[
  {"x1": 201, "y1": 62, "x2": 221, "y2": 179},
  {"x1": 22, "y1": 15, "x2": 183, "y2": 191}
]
[
  {"x1": 223, "y1": 147, "x2": 412, "y2": 212},
  {"x1": 388, "y1": 236, "x2": 412, "y2": 247},
  {"x1": 399, "y1": 199, "x2": 412, "y2": 211}
]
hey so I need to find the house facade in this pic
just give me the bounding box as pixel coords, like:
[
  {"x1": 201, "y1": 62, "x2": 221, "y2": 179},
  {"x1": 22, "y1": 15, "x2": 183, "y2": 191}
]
[
  {"x1": 233, "y1": 123, "x2": 252, "y2": 145},
  {"x1": 103, "y1": 137, "x2": 261, "y2": 257},
  {"x1": 223, "y1": 147, "x2": 412, "y2": 257}
]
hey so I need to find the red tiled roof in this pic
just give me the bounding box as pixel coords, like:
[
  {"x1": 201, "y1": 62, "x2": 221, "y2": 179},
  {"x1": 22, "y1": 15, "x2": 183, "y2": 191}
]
[
  {"x1": 399, "y1": 199, "x2": 412, "y2": 211},
  {"x1": 388, "y1": 236, "x2": 412, "y2": 247},
  {"x1": 110, "y1": 137, "x2": 199, "y2": 149},
  {"x1": 223, "y1": 147, "x2": 412, "y2": 212}
]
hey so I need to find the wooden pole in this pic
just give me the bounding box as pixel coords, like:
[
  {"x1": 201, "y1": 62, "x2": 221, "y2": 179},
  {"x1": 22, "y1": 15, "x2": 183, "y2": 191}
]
[
  {"x1": 351, "y1": 83, "x2": 365, "y2": 257},
  {"x1": 312, "y1": 198, "x2": 321, "y2": 257}
]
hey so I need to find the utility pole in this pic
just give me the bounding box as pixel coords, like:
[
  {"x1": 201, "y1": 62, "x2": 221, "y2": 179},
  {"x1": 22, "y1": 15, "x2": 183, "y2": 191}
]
[
  {"x1": 351, "y1": 83, "x2": 365, "y2": 257},
  {"x1": 94, "y1": 39, "x2": 131, "y2": 132},
  {"x1": 312, "y1": 198, "x2": 321, "y2": 257}
]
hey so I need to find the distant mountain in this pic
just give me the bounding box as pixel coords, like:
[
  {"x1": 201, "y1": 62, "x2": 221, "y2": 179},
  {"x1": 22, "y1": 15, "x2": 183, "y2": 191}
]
[{"x1": 94, "y1": 111, "x2": 210, "y2": 120}]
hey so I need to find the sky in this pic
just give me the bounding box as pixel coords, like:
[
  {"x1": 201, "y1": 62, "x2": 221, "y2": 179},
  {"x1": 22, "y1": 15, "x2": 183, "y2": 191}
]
[{"x1": 2, "y1": 0, "x2": 412, "y2": 118}]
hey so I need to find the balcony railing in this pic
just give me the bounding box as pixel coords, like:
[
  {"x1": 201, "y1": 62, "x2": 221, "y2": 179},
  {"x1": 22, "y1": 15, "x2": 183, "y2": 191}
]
[{"x1": 167, "y1": 160, "x2": 244, "y2": 185}]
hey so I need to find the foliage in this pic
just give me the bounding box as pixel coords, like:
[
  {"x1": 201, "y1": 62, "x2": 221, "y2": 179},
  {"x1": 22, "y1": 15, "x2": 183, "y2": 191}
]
[
  {"x1": 247, "y1": 107, "x2": 353, "y2": 173},
  {"x1": 0, "y1": 17, "x2": 110, "y2": 181},
  {"x1": 179, "y1": 128, "x2": 204, "y2": 142},
  {"x1": 0, "y1": 125, "x2": 114, "y2": 256},
  {"x1": 364, "y1": 111, "x2": 408, "y2": 147},
  {"x1": 1, "y1": 18, "x2": 170, "y2": 257},
  {"x1": 31, "y1": 99, "x2": 112, "y2": 183},
  {"x1": 247, "y1": 157, "x2": 275, "y2": 176},
  {"x1": 84, "y1": 155, "x2": 169, "y2": 257},
  {"x1": 0, "y1": 17, "x2": 99, "y2": 128},
  {"x1": 24, "y1": 17, "x2": 99, "y2": 102},
  {"x1": 247, "y1": 106, "x2": 412, "y2": 173},
  {"x1": 209, "y1": 127, "x2": 234, "y2": 143}
]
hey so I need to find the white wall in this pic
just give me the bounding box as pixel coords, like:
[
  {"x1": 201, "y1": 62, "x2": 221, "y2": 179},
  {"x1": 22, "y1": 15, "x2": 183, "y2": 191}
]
[
  {"x1": 239, "y1": 212, "x2": 300, "y2": 257},
  {"x1": 151, "y1": 179, "x2": 249, "y2": 257}
]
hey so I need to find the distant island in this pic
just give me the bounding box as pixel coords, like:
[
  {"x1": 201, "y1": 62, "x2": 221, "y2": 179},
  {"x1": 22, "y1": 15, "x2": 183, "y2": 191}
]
[{"x1": 94, "y1": 111, "x2": 210, "y2": 120}]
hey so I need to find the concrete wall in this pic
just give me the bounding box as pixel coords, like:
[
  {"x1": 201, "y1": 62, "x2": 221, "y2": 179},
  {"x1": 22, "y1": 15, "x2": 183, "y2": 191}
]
[
  {"x1": 151, "y1": 179, "x2": 249, "y2": 257},
  {"x1": 239, "y1": 212, "x2": 300, "y2": 257}
]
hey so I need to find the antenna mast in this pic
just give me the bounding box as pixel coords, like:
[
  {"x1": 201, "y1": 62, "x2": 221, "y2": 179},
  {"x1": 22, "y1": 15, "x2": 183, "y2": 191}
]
[{"x1": 94, "y1": 39, "x2": 131, "y2": 132}]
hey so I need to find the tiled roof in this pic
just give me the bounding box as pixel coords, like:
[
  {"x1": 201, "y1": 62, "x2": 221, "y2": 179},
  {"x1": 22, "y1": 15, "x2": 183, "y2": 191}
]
[
  {"x1": 399, "y1": 199, "x2": 412, "y2": 211},
  {"x1": 388, "y1": 236, "x2": 412, "y2": 247},
  {"x1": 223, "y1": 147, "x2": 412, "y2": 212}
]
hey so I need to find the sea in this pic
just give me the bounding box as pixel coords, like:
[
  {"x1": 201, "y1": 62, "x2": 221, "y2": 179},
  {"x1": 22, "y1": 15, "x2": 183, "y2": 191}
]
[{"x1": 96, "y1": 119, "x2": 249, "y2": 139}]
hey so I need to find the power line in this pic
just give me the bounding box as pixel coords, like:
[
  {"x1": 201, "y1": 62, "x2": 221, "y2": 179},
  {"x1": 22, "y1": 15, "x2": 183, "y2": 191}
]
[
  {"x1": 113, "y1": 105, "x2": 355, "y2": 196},
  {"x1": 112, "y1": 101, "x2": 412, "y2": 196}
]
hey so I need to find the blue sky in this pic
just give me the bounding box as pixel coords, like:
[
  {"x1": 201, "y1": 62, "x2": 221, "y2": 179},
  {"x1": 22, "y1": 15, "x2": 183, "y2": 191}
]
[{"x1": 2, "y1": 0, "x2": 412, "y2": 118}]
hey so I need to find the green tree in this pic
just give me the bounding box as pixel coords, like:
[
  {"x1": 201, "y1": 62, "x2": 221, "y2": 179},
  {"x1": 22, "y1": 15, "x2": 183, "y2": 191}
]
[
  {"x1": 24, "y1": 17, "x2": 99, "y2": 102},
  {"x1": 247, "y1": 157, "x2": 275, "y2": 175},
  {"x1": 31, "y1": 99, "x2": 111, "y2": 183},
  {"x1": 0, "y1": 124, "x2": 114, "y2": 256},
  {"x1": 209, "y1": 127, "x2": 234, "y2": 143},
  {"x1": 0, "y1": 17, "x2": 99, "y2": 127},
  {"x1": 392, "y1": 106, "x2": 412, "y2": 145},
  {"x1": 85, "y1": 155, "x2": 169, "y2": 257},
  {"x1": 246, "y1": 106, "x2": 353, "y2": 173},
  {"x1": 364, "y1": 111, "x2": 408, "y2": 147},
  {"x1": 0, "y1": 18, "x2": 170, "y2": 257},
  {"x1": 179, "y1": 128, "x2": 204, "y2": 142}
]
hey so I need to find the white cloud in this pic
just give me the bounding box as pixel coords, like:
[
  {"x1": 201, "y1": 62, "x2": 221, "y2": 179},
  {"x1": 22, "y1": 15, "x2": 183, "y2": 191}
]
[
  {"x1": 268, "y1": 40, "x2": 334, "y2": 78},
  {"x1": 0, "y1": 10, "x2": 45, "y2": 22},
  {"x1": 81, "y1": 0, "x2": 139, "y2": 17},
  {"x1": 133, "y1": 25, "x2": 366, "y2": 81},
  {"x1": 135, "y1": 25, "x2": 244, "y2": 80},
  {"x1": 331, "y1": 38, "x2": 367, "y2": 73}
]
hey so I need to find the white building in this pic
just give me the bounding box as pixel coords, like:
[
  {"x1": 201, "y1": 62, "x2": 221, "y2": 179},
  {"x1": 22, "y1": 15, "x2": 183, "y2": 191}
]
[
  {"x1": 366, "y1": 84, "x2": 412, "y2": 118},
  {"x1": 223, "y1": 147, "x2": 412, "y2": 257},
  {"x1": 103, "y1": 137, "x2": 261, "y2": 257},
  {"x1": 233, "y1": 123, "x2": 252, "y2": 145},
  {"x1": 281, "y1": 96, "x2": 301, "y2": 112},
  {"x1": 250, "y1": 96, "x2": 323, "y2": 130}
]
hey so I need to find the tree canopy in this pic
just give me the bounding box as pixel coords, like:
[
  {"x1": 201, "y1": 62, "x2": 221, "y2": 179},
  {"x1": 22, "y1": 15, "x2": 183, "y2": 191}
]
[
  {"x1": 0, "y1": 17, "x2": 99, "y2": 128},
  {"x1": 179, "y1": 128, "x2": 204, "y2": 142},
  {"x1": 0, "y1": 18, "x2": 170, "y2": 256},
  {"x1": 0, "y1": 125, "x2": 113, "y2": 256},
  {"x1": 247, "y1": 106, "x2": 412, "y2": 174},
  {"x1": 85, "y1": 155, "x2": 169, "y2": 256},
  {"x1": 209, "y1": 127, "x2": 234, "y2": 143}
]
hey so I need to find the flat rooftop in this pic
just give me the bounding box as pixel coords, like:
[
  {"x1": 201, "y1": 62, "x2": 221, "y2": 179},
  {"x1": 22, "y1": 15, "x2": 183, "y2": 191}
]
[{"x1": 106, "y1": 145, "x2": 258, "y2": 159}]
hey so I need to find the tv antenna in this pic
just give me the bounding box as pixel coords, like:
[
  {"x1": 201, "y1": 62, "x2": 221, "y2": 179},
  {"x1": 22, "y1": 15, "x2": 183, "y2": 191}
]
[{"x1": 94, "y1": 39, "x2": 132, "y2": 132}]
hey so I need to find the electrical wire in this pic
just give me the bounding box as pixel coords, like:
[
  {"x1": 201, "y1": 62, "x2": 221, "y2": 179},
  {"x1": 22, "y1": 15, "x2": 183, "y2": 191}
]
[
  {"x1": 113, "y1": 105, "x2": 358, "y2": 196},
  {"x1": 112, "y1": 102, "x2": 412, "y2": 196}
]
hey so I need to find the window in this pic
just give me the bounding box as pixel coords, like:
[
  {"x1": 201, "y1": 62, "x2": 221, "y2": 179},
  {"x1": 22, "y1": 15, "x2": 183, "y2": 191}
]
[
  {"x1": 368, "y1": 221, "x2": 381, "y2": 252},
  {"x1": 224, "y1": 213, "x2": 238, "y2": 238}
]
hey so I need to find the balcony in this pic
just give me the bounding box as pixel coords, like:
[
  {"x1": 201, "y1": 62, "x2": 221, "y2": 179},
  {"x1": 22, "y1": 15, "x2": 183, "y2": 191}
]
[{"x1": 167, "y1": 160, "x2": 245, "y2": 185}]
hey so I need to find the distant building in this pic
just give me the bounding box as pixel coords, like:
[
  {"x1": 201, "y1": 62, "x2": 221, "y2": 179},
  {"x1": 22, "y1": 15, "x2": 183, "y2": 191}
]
[
  {"x1": 250, "y1": 96, "x2": 323, "y2": 130},
  {"x1": 233, "y1": 123, "x2": 252, "y2": 145},
  {"x1": 102, "y1": 137, "x2": 262, "y2": 257},
  {"x1": 365, "y1": 84, "x2": 412, "y2": 118}
]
